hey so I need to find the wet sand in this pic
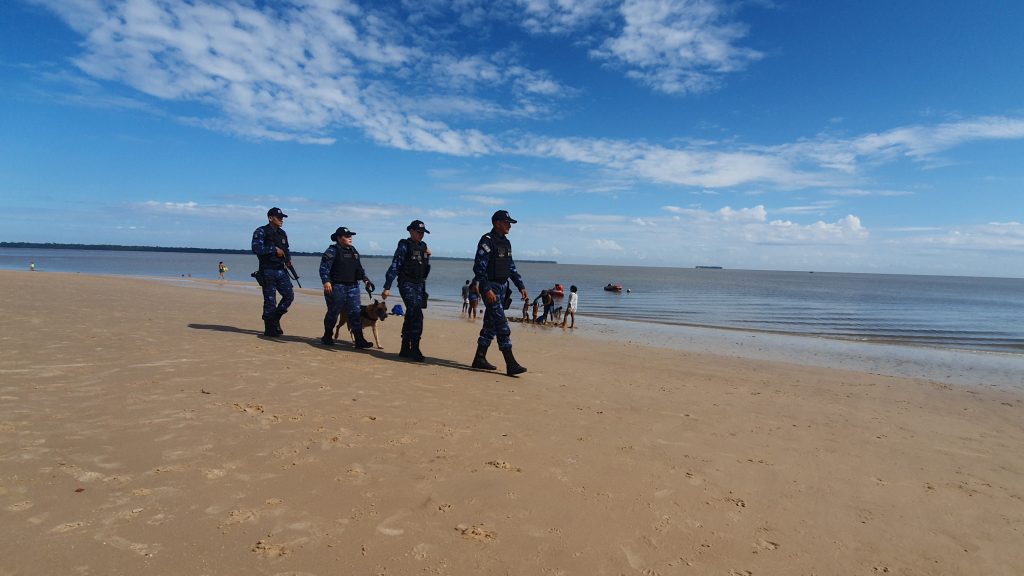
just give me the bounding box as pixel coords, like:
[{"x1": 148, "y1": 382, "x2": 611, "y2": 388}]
[{"x1": 1, "y1": 271, "x2": 1022, "y2": 575}]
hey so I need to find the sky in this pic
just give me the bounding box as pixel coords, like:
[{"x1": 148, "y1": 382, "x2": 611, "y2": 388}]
[{"x1": 2, "y1": 0, "x2": 1023, "y2": 277}]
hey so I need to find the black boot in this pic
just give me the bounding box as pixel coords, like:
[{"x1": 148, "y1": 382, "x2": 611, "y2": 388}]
[
  {"x1": 353, "y1": 331, "x2": 373, "y2": 349},
  {"x1": 321, "y1": 329, "x2": 334, "y2": 346},
  {"x1": 410, "y1": 340, "x2": 425, "y2": 362},
  {"x1": 501, "y1": 348, "x2": 527, "y2": 376},
  {"x1": 270, "y1": 311, "x2": 285, "y2": 336},
  {"x1": 472, "y1": 343, "x2": 497, "y2": 370},
  {"x1": 399, "y1": 338, "x2": 411, "y2": 358},
  {"x1": 263, "y1": 318, "x2": 276, "y2": 337}
]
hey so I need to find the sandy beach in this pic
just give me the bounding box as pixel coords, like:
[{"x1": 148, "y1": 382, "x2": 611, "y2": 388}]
[{"x1": 1, "y1": 270, "x2": 1022, "y2": 575}]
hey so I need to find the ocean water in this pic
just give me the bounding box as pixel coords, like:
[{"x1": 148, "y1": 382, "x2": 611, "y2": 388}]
[{"x1": 6, "y1": 247, "x2": 1022, "y2": 355}]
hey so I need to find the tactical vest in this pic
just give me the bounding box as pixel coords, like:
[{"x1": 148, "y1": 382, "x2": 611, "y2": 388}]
[
  {"x1": 330, "y1": 246, "x2": 361, "y2": 283},
  {"x1": 487, "y1": 234, "x2": 512, "y2": 282},
  {"x1": 399, "y1": 239, "x2": 429, "y2": 282},
  {"x1": 257, "y1": 224, "x2": 288, "y2": 269}
]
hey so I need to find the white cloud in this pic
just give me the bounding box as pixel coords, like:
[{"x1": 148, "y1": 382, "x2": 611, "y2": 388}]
[
  {"x1": 31, "y1": 2, "x2": 1024, "y2": 193},
  {"x1": 897, "y1": 221, "x2": 1024, "y2": 252},
  {"x1": 472, "y1": 180, "x2": 573, "y2": 193},
  {"x1": 780, "y1": 116, "x2": 1024, "y2": 173},
  {"x1": 460, "y1": 195, "x2": 508, "y2": 206},
  {"x1": 826, "y1": 188, "x2": 915, "y2": 197},
  {"x1": 516, "y1": 0, "x2": 613, "y2": 34},
  {"x1": 566, "y1": 214, "x2": 629, "y2": 223},
  {"x1": 774, "y1": 201, "x2": 840, "y2": 215},
  {"x1": 594, "y1": 238, "x2": 625, "y2": 250},
  {"x1": 717, "y1": 205, "x2": 766, "y2": 222},
  {"x1": 760, "y1": 215, "x2": 869, "y2": 245},
  {"x1": 591, "y1": 0, "x2": 764, "y2": 94}
]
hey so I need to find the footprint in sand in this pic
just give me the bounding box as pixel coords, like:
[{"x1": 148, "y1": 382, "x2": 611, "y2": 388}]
[
  {"x1": 51, "y1": 521, "x2": 87, "y2": 533},
  {"x1": 101, "y1": 534, "x2": 159, "y2": 557},
  {"x1": 412, "y1": 543, "x2": 432, "y2": 560},
  {"x1": 221, "y1": 509, "x2": 260, "y2": 527},
  {"x1": 203, "y1": 468, "x2": 227, "y2": 479},
  {"x1": 376, "y1": 510, "x2": 410, "y2": 536},
  {"x1": 755, "y1": 538, "x2": 780, "y2": 551},
  {"x1": 8, "y1": 501, "x2": 33, "y2": 512}
]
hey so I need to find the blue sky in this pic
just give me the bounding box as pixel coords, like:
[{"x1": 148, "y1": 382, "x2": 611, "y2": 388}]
[{"x1": 2, "y1": 0, "x2": 1023, "y2": 276}]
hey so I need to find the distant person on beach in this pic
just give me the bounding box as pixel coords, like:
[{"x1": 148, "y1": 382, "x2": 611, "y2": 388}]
[
  {"x1": 462, "y1": 280, "x2": 470, "y2": 313},
  {"x1": 471, "y1": 210, "x2": 528, "y2": 376},
  {"x1": 29, "y1": 262, "x2": 35, "y2": 271},
  {"x1": 561, "y1": 285, "x2": 578, "y2": 328},
  {"x1": 539, "y1": 290, "x2": 555, "y2": 323},
  {"x1": 319, "y1": 226, "x2": 373, "y2": 349},
  {"x1": 251, "y1": 207, "x2": 294, "y2": 337},
  {"x1": 467, "y1": 281, "x2": 480, "y2": 320},
  {"x1": 382, "y1": 220, "x2": 432, "y2": 361},
  {"x1": 522, "y1": 296, "x2": 530, "y2": 320},
  {"x1": 531, "y1": 291, "x2": 544, "y2": 321},
  {"x1": 218, "y1": 261, "x2": 227, "y2": 280}
]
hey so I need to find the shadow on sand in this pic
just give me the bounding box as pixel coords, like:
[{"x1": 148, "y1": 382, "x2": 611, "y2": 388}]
[{"x1": 186, "y1": 323, "x2": 516, "y2": 375}]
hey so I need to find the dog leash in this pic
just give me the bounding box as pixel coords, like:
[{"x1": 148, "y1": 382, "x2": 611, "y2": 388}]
[{"x1": 365, "y1": 280, "x2": 376, "y2": 300}]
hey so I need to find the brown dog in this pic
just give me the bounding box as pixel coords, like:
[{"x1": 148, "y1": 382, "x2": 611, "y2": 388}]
[{"x1": 334, "y1": 300, "x2": 388, "y2": 349}]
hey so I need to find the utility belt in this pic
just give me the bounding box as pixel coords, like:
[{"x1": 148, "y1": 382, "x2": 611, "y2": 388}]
[{"x1": 333, "y1": 281, "x2": 358, "y2": 286}]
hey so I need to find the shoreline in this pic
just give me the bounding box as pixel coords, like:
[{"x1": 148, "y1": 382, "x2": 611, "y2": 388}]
[
  {"x1": 2, "y1": 270, "x2": 1023, "y2": 575},
  {"x1": 155, "y1": 273, "x2": 1024, "y2": 391}
]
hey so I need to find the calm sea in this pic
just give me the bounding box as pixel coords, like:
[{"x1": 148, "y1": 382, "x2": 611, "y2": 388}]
[{"x1": 5, "y1": 247, "x2": 1023, "y2": 355}]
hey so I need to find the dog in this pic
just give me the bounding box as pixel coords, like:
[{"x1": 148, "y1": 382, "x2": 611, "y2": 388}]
[{"x1": 334, "y1": 299, "x2": 388, "y2": 349}]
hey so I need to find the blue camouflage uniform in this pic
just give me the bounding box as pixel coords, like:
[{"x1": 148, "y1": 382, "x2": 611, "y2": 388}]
[
  {"x1": 473, "y1": 228, "x2": 524, "y2": 351},
  {"x1": 383, "y1": 238, "x2": 430, "y2": 342},
  {"x1": 320, "y1": 244, "x2": 367, "y2": 337},
  {"x1": 251, "y1": 224, "x2": 294, "y2": 321}
]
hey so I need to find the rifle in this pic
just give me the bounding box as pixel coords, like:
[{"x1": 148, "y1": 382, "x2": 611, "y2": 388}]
[{"x1": 286, "y1": 261, "x2": 302, "y2": 288}]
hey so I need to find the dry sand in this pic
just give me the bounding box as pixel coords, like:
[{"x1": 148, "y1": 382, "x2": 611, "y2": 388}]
[{"x1": 1, "y1": 270, "x2": 1022, "y2": 575}]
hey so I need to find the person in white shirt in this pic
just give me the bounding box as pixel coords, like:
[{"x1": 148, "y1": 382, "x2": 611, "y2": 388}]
[{"x1": 561, "y1": 285, "x2": 578, "y2": 328}]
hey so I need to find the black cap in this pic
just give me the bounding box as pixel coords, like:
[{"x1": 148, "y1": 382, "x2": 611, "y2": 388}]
[
  {"x1": 331, "y1": 226, "x2": 356, "y2": 241},
  {"x1": 267, "y1": 207, "x2": 288, "y2": 218},
  {"x1": 406, "y1": 219, "x2": 430, "y2": 234},
  {"x1": 491, "y1": 210, "x2": 517, "y2": 223}
]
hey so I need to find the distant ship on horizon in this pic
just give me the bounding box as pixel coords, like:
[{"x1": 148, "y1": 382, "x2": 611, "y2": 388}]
[{"x1": 695, "y1": 265, "x2": 723, "y2": 270}]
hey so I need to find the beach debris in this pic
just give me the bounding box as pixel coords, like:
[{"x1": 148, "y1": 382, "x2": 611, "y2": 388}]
[
  {"x1": 252, "y1": 539, "x2": 289, "y2": 557},
  {"x1": 485, "y1": 460, "x2": 522, "y2": 472},
  {"x1": 456, "y1": 524, "x2": 496, "y2": 542},
  {"x1": 74, "y1": 488, "x2": 85, "y2": 493},
  {"x1": 200, "y1": 388, "x2": 212, "y2": 394}
]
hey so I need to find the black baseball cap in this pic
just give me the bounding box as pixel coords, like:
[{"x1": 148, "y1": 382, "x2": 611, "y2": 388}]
[
  {"x1": 491, "y1": 210, "x2": 517, "y2": 223},
  {"x1": 407, "y1": 219, "x2": 430, "y2": 234},
  {"x1": 331, "y1": 226, "x2": 356, "y2": 240},
  {"x1": 267, "y1": 207, "x2": 288, "y2": 218}
]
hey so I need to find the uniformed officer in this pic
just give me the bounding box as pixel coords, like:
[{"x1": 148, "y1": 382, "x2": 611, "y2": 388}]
[
  {"x1": 472, "y1": 210, "x2": 528, "y2": 375},
  {"x1": 381, "y1": 220, "x2": 432, "y2": 361},
  {"x1": 251, "y1": 207, "x2": 295, "y2": 336},
  {"x1": 319, "y1": 226, "x2": 373, "y2": 349}
]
